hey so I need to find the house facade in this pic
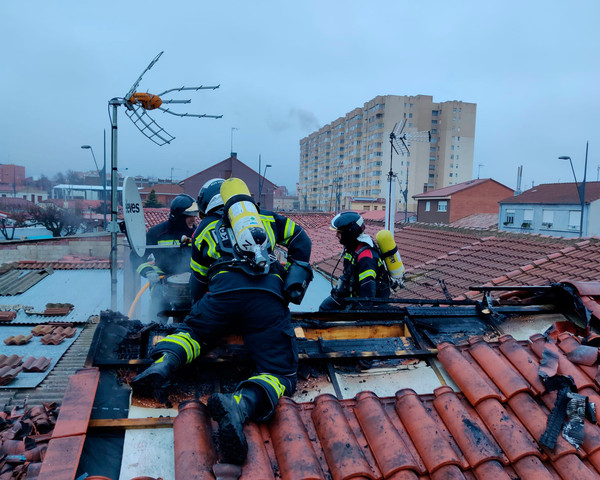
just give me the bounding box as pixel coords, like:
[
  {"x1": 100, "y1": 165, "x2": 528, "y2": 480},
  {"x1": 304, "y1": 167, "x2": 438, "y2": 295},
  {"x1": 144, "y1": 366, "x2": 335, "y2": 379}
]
[
  {"x1": 179, "y1": 155, "x2": 277, "y2": 210},
  {"x1": 413, "y1": 178, "x2": 513, "y2": 224},
  {"x1": 499, "y1": 182, "x2": 600, "y2": 237}
]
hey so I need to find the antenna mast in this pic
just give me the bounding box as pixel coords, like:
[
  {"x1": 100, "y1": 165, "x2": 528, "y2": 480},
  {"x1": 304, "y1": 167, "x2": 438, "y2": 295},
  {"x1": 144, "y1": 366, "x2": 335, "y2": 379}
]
[
  {"x1": 107, "y1": 51, "x2": 222, "y2": 310},
  {"x1": 387, "y1": 120, "x2": 430, "y2": 232}
]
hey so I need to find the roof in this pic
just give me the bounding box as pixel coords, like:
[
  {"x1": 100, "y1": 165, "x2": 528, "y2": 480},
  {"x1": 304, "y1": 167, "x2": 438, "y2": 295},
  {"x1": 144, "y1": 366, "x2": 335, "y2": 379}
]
[
  {"x1": 501, "y1": 182, "x2": 600, "y2": 205},
  {"x1": 139, "y1": 183, "x2": 184, "y2": 195},
  {"x1": 18, "y1": 283, "x2": 600, "y2": 480},
  {"x1": 5, "y1": 215, "x2": 600, "y2": 479},
  {"x1": 449, "y1": 212, "x2": 498, "y2": 230},
  {"x1": 413, "y1": 178, "x2": 511, "y2": 199}
]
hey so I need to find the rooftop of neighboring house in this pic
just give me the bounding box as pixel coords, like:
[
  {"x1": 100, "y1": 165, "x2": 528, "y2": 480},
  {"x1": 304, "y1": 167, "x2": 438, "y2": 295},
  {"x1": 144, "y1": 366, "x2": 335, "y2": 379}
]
[
  {"x1": 413, "y1": 177, "x2": 512, "y2": 199},
  {"x1": 501, "y1": 181, "x2": 600, "y2": 204}
]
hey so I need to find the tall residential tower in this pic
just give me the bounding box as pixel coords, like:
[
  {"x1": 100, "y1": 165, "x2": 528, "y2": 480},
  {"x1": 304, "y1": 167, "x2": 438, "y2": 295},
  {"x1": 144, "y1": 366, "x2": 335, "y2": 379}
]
[{"x1": 298, "y1": 95, "x2": 476, "y2": 213}]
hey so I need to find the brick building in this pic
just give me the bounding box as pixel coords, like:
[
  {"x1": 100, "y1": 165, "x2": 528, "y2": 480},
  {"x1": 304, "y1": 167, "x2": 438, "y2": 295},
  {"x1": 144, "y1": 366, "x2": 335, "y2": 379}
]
[{"x1": 413, "y1": 178, "x2": 513, "y2": 224}]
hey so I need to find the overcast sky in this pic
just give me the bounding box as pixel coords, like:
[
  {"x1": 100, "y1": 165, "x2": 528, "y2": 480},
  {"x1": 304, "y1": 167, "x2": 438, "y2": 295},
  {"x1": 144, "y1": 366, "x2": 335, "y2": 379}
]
[{"x1": 2, "y1": 1, "x2": 599, "y2": 193}]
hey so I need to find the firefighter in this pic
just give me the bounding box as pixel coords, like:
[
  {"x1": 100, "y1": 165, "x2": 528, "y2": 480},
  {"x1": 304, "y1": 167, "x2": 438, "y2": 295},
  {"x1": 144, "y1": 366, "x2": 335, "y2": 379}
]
[
  {"x1": 136, "y1": 193, "x2": 198, "y2": 321},
  {"x1": 132, "y1": 177, "x2": 312, "y2": 465},
  {"x1": 319, "y1": 211, "x2": 391, "y2": 311}
]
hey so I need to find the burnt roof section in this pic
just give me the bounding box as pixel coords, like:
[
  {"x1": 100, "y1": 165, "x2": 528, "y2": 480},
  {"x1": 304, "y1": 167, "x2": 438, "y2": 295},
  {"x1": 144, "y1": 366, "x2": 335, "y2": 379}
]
[{"x1": 501, "y1": 181, "x2": 600, "y2": 205}]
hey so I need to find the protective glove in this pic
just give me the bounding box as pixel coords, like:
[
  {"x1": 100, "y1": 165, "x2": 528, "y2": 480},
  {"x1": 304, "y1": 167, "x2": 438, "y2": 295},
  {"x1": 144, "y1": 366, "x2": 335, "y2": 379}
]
[{"x1": 146, "y1": 271, "x2": 160, "y2": 289}]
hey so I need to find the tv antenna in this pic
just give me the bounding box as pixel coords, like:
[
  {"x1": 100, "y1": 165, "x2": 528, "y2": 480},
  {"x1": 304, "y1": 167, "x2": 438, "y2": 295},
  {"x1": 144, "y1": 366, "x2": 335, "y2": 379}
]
[
  {"x1": 107, "y1": 51, "x2": 222, "y2": 310},
  {"x1": 386, "y1": 119, "x2": 430, "y2": 232}
]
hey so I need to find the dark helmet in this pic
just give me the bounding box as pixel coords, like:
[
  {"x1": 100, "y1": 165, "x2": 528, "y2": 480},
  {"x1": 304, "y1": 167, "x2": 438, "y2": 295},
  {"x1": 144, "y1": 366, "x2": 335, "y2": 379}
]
[
  {"x1": 169, "y1": 194, "x2": 199, "y2": 224},
  {"x1": 197, "y1": 178, "x2": 224, "y2": 215},
  {"x1": 330, "y1": 211, "x2": 365, "y2": 246}
]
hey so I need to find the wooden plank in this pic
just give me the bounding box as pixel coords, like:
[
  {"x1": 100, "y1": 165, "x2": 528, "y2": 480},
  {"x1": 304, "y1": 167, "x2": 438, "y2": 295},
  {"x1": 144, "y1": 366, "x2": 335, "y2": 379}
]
[
  {"x1": 301, "y1": 324, "x2": 404, "y2": 340},
  {"x1": 88, "y1": 416, "x2": 174, "y2": 430}
]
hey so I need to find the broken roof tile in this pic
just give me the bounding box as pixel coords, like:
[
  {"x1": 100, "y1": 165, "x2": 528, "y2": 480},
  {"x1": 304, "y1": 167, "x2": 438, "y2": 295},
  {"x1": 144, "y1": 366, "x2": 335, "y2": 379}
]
[
  {"x1": 0, "y1": 354, "x2": 23, "y2": 368},
  {"x1": 31, "y1": 325, "x2": 55, "y2": 336},
  {"x1": 40, "y1": 333, "x2": 65, "y2": 345},
  {"x1": 4, "y1": 334, "x2": 32, "y2": 345},
  {"x1": 0, "y1": 364, "x2": 23, "y2": 385},
  {"x1": 22, "y1": 356, "x2": 52, "y2": 372},
  {"x1": 0, "y1": 310, "x2": 17, "y2": 321}
]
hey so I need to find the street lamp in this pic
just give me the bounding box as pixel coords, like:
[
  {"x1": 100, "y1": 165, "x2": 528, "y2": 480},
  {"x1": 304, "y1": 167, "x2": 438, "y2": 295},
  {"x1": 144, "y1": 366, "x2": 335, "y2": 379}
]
[
  {"x1": 81, "y1": 145, "x2": 107, "y2": 229},
  {"x1": 559, "y1": 141, "x2": 588, "y2": 238},
  {"x1": 258, "y1": 164, "x2": 272, "y2": 206}
]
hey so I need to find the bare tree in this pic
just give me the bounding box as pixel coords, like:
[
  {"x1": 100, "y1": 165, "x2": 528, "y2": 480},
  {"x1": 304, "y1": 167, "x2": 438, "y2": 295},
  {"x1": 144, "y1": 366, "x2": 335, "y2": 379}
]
[
  {"x1": 0, "y1": 212, "x2": 27, "y2": 241},
  {"x1": 27, "y1": 204, "x2": 84, "y2": 237}
]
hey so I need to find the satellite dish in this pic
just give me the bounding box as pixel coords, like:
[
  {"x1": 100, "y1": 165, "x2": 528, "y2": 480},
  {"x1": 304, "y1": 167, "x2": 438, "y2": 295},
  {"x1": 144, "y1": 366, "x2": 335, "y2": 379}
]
[{"x1": 123, "y1": 177, "x2": 147, "y2": 257}]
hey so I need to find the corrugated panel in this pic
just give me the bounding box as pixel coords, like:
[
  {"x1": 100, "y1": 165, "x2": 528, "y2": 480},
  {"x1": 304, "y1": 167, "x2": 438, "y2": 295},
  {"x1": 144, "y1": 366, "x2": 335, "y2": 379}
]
[{"x1": 0, "y1": 268, "x2": 52, "y2": 296}]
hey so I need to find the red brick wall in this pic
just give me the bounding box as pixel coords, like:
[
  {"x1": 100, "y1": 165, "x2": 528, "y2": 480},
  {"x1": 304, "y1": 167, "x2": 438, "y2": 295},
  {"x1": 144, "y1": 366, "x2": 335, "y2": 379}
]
[
  {"x1": 417, "y1": 200, "x2": 450, "y2": 223},
  {"x1": 449, "y1": 181, "x2": 513, "y2": 223}
]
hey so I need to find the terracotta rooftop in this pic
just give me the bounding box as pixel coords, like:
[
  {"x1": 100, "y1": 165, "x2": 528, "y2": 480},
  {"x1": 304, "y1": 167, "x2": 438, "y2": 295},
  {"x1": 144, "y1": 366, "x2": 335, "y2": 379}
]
[
  {"x1": 412, "y1": 178, "x2": 504, "y2": 198},
  {"x1": 449, "y1": 212, "x2": 499, "y2": 230},
  {"x1": 501, "y1": 181, "x2": 600, "y2": 205},
  {"x1": 41, "y1": 307, "x2": 600, "y2": 479}
]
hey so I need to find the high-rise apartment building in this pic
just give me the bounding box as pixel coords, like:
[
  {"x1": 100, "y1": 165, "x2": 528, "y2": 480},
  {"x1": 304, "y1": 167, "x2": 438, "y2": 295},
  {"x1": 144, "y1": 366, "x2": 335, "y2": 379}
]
[{"x1": 298, "y1": 95, "x2": 476, "y2": 212}]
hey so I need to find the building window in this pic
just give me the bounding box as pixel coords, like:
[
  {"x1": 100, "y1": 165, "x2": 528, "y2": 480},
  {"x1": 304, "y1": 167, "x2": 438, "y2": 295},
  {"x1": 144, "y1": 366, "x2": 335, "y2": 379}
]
[
  {"x1": 505, "y1": 209, "x2": 515, "y2": 225},
  {"x1": 569, "y1": 210, "x2": 580, "y2": 230},
  {"x1": 431, "y1": 120, "x2": 438, "y2": 125},
  {"x1": 432, "y1": 110, "x2": 439, "y2": 116},
  {"x1": 523, "y1": 209, "x2": 534, "y2": 221},
  {"x1": 438, "y1": 201, "x2": 448, "y2": 212},
  {"x1": 542, "y1": 210, "x2": 554, "y2": 228},
  {"x1": 425, "y1": 201, "x2": 430, "y2": 212}
]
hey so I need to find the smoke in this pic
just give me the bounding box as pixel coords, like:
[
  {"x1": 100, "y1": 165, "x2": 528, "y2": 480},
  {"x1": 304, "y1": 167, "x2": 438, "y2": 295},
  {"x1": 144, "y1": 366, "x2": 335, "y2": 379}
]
[{"x1": 266, "y1": 108, "x2": 320, "y2": 133}]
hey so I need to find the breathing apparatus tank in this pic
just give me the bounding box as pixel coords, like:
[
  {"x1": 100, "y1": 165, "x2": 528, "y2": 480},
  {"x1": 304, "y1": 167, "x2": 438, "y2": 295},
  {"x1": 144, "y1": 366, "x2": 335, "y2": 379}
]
[
  {"x1": 220, "y1": 178, "x2": 270, "y2": 272},
  {"x1": 375, "y1": 229, "x2": 405, "y2": 286}
]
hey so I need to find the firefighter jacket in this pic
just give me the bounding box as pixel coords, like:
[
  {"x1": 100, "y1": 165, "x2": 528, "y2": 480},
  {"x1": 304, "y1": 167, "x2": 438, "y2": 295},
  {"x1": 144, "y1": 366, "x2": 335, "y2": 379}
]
[
  {"x1": 337, "y1": 243, "x2": 390, "y2": 299},
  {"x1": 136, "y1": 220, "x2": 195, "y2": 278},
  {"x1": 190, "y1": 209, "x2": 311, "y2": 302}
]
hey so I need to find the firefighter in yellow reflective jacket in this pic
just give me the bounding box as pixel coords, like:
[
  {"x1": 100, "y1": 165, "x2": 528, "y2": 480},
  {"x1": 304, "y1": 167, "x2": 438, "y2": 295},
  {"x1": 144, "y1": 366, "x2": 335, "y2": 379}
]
[
  {"x1": 319, "y1": 211, "x2": 391, "y2": 311},
  {"x1": 135, "y1": 194, "x2": 198, "y2": 321},
  {"x1": 132, "y1": 178, "x2": 312, "y2": 465}
]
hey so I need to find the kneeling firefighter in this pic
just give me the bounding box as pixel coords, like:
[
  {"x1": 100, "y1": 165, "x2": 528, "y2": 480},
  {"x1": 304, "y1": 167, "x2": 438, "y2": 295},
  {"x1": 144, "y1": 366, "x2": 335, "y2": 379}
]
[
  {"x1": 319, "y1": 211, "x2": 401, "y2": 311},
  {"x1": 131, "y1": 177, "x2": 313, "y2": 464}
]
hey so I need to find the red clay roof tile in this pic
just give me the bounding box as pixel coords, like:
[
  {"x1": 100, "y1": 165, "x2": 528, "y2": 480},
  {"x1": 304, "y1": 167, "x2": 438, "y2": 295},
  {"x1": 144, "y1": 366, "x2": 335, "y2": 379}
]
[
  {"x1": 436, "y1": 343, "x2": 501, "y2": 406},
  {"x1": 268, "y1": 397, "x2": 325, "y2": 480},
  {"x1": 467, "y1": 336, "x2": 531, "y2": 400},
  {"x1": 395, "y1": 388, "x2": 467, "y2": 473},
  {"x1": 432, "y1": 386, "x2": 507, "y2": 468},
  {"x1": 311, "y1": 394, "x2": 376, "y2": 479},
  {"x1": 4, "y1": 334, "x2": 32, "y2": 345}
]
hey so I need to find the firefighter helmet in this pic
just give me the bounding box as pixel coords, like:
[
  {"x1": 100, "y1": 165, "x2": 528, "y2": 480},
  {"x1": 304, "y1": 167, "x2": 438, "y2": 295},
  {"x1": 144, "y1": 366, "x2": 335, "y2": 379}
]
[
  {"x1": 169, "y1": 194, "x2": 199, "y2": 224},
  {"x1": 330, "y1": 211, "x2": 365, "y2": 246},
  {"x1": 197, "y1": 178, "x2": 225, "y2": 215}
]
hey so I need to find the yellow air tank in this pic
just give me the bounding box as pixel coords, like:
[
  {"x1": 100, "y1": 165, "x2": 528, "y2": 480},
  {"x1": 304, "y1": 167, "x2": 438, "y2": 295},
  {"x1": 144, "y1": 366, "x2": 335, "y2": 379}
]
[
  {"x1": 375, "y1": 229, "x2": 405, "y2": 283},
  {"x1": 220, "y1": 178, "x2": 269, "y2": 270}
]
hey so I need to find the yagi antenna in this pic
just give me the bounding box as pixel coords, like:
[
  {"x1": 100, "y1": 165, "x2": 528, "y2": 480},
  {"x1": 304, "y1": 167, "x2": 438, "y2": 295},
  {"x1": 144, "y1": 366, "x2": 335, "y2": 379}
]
[
  {"x1": 106, "y1": 51, "x2": 222, "y2": 310},
  {"x1": 119, "y1": 50, "x2": 222, "y2": 146},
  {"x1": 385, "y1": 119, "x2": 431, "y2": 232}
]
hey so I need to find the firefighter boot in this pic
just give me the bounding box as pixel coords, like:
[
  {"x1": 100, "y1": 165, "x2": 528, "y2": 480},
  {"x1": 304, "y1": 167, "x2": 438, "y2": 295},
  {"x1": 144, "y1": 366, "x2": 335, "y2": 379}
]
[
  {"x1": 207, "y1": 386, "x2": 263, "y2": 465},
  {"x1": 130, "y1": 353, "x2": 181, "y2": 398}
]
